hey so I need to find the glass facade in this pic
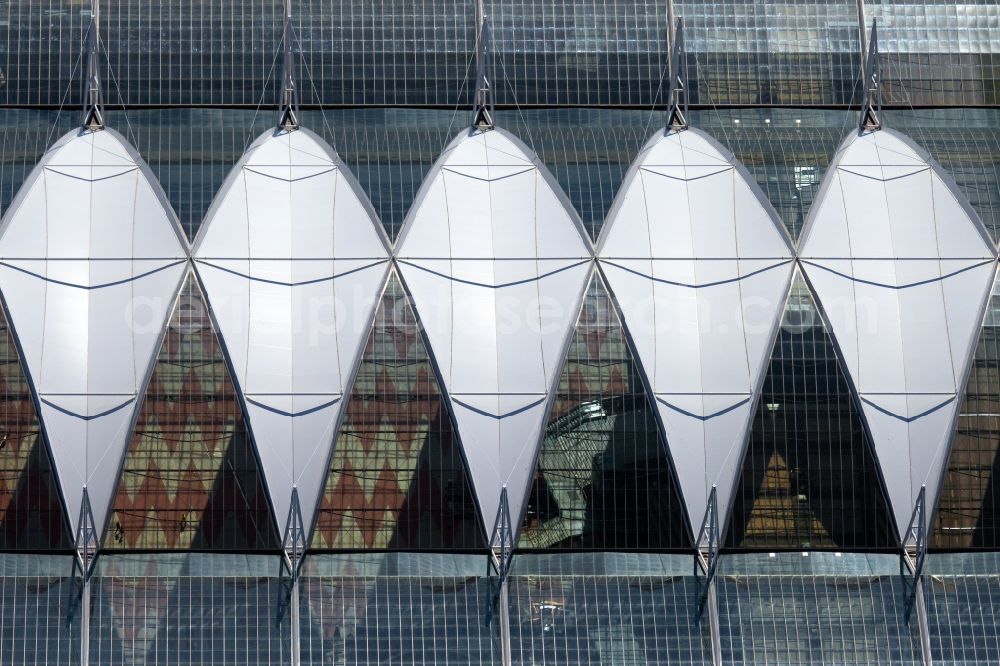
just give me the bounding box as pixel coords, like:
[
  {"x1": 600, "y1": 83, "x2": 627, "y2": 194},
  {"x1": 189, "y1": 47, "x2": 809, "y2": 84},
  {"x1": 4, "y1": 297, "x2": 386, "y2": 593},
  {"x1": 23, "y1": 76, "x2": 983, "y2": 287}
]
[{"x1": 0, "y1": 1, "x2": 999, "y2": 664}]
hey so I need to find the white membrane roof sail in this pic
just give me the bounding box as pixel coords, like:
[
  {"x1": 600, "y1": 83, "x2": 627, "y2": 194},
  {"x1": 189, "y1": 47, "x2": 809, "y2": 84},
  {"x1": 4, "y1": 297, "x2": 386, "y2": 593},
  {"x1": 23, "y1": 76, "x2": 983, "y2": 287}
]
[
  {"x1": 395, "y1": 127, "x2": 592, "y2": 539},
  {"x1": 598, "y1": 126, "x2": 794, "y2": 536},
  {"x1": 800, "y1": 127, "x2": 997, "y2": 539},
  {"x1": 194, "y1": 127, "x2": 390, "y2": 537},
  {"x1": 0, "y1": 126, "x2": 188, "y2": 537}
]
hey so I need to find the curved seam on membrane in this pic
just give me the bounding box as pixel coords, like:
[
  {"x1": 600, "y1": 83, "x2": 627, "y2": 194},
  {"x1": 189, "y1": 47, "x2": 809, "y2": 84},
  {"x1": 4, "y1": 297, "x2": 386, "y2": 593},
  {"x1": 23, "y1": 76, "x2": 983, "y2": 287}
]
[
  {"x1": 800, "y1": 258, "x2": 995, "y2": 290},
  {"x1": 452, "y1": 396, "x2": 547, "y2": 420},
  {"x1": 440, "y1": 166, "x2": 536, "y2": 182},
  {"x1": 245, "y1": 396, "x2": 341, "y2": 418},
  {"x1": 397, "y1": 258, "x2": 590, "y2": 289},
  {"x1": 243, "y1": 166, "x2": 337, "y2": 182},
  {"x1": 0, "y1": 259, "x2": 186, "y2": 290},
  {"x1": 838, "y1": 166, "x2": 930, "y2": 182},
  {"x1": 44, "y1": 166, "x2": 138, "y2": 183},
  {"x1": 600, "y1": 258, "x2": 792, "y2": 288},
  {"x1": 40, "y1": 396, "x2": 135, "y2": 421},
  {"x1": 196, "y1": 258, "x2": 387, "y2": 287},
  {"x1": 655, "y1": 396, "x2": 751, "y2": 421},
  {"x1": 859, "y1": 395, "x2": 955, "y2": 423},
  {"x1": 639, "y1": 166, "x2": 733, "y2": 182}
]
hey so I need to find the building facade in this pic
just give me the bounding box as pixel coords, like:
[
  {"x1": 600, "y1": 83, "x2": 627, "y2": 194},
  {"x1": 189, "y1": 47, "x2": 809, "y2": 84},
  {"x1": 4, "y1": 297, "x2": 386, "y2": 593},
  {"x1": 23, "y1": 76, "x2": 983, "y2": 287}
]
[{"x1": 1, "y1": 1, "x2": 1000, "y2": 664}]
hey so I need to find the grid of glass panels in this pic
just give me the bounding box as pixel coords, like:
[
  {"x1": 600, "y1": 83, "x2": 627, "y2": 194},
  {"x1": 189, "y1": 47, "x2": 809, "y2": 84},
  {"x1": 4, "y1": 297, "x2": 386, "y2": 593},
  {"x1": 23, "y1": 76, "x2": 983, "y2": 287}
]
[
  {"x1": 300, "y1": 563, "x2": 498, "y2": 665},
  {"x1": 89, "y1": 555, "x2": 291, "y2": 665},
  {"x1": 925, "y1": 574, "x2": 1000, "y2": 663},
  {"x1": 508, "y1": 574, "x2": 712, "y2": 664},
  {"x1": 726, "y1": 276, "x2": 898, "y2": 551},
  {"x1": 868, "y1": 0, "x2": 1000, "y2": 107},
  {"x1": 4, "y1": 0, "x2": 999, "y2": 108},
  {"x1": 310, "y1": 273, "x2": 484, "y2": 551},
  {"x1": 103, "y1": 275, "x2": 279, "y2": 551},
  {"x1": 0, "y1": 555, "x2": 80, "y2": 666},
  {"x1": 517, "y1": 273, "x2": 691, "y2": 551},
  {"x1": 933, "y1": 274, "x2": 1000, "y2": 550},
  {"x1": 717, "y1": 555, "x2": 923, "y2": 663}
]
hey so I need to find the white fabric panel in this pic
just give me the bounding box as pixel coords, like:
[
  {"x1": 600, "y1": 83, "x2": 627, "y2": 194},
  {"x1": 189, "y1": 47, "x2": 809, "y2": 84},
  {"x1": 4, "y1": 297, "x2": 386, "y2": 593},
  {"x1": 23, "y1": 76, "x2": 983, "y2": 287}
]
[
  {"x1": 44, "y1": 170, "x2": 92, "y2": 257},
  {"x1": 799, "y1": 172, "x2": 851, "y2": 258},
  {"x1": 0, "y1": 127, "x2": 187, "y2": 537},
  {"x1": 738, "y1": 259, "x2": 797, "y2": 383},
  {"x1": 449, "y1": 393, "x2": 550, "y2": 537},
  {"x1": 193, "y1": 175, "x2": 250, "y2": 258},
  {"x1": 687, "y1": 170, "x2": 737, "y2": 258},
  {"x1": 599, "y1": 126, "x2": 792, "y2": 535},
  {"x1": 735, "y1": 179, "x2": 793, "y2": 258},
  {"x1": 39, "y1": 396, "x2": 135, "y2": 540},
  {"x1": 245, "y1": 399, "x2": 341, "y2": 533},
  {"x1": 397, "y1": 127, "x2": 590, "y2": 537},
  {"x1": 654, "y1": 395, "x2": 754, "y2": 533},
  {"x1": 858, "y1": 394, "x2": 960, "y2": 538},
  {"x1": 932, "y1": 174, "x2": 995, "y2": 258},
  {"x1": 941, "y1": 261, "x2": 998, "y2": 387},
  {"x1": 800, "y1": 128, "x2": 997, "y2": 537},
  {"x1": 195, "y1": 127, "x2": 388, "y2": 536}
]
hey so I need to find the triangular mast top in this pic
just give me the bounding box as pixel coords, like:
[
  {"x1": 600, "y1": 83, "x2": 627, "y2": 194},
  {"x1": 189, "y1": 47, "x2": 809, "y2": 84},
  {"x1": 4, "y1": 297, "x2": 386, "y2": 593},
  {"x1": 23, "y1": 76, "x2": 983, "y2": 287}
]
[
  {"x1": 858, "y1": 0, "x2": 881, "y2": 131},
  {"x1": 82, "y1": 0, "x2": 105, "y2": 130},
  {"x1": 472, "y1": 0, "x2": 495, "y2": 130},
  {"x1": 278, "y1": 0, "x2": 300, "y2": 131},
  {"x1": 665, "y1": 0, "x2": 688, "y2": 130}
]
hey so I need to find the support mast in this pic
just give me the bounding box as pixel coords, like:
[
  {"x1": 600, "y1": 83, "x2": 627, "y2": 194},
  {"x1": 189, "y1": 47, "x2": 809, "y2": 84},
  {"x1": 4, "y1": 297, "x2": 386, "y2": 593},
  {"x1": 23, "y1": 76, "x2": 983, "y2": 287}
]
[
  {"x1": 83, "y1": 0, "x2": 105, "y2": 130},
  {"x1": 278, "y1": 0, "x2": 300, "y2": 131},
  {"x1": 665, "y1": 0, "x2": 688, "y2": 130},
  {"x1": 472, "y1": 0, "x2": 495, "y2": 129}
]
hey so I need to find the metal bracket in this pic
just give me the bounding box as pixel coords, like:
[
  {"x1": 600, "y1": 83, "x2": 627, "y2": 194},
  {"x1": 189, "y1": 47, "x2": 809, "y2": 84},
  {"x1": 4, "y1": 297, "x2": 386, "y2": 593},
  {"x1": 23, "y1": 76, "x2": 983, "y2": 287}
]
[
  {"x1": 472, "y1": 0, "x2": 495, "y2": 130},
  {"x1": 282, "y1": 487, "x2": 307, "y2": 583},
  {"x1": 75, "y1": 487, "x2": 99, "y2": 582},
  {"x1": 902, "y1": 485, "x2": 928, "y2": 582},
  {"x1": 695, "y1": 486, "x2": 720, "y2": 584},
  {"x1": 665, "y1": 6, "x2": 689, "y2": 130}
]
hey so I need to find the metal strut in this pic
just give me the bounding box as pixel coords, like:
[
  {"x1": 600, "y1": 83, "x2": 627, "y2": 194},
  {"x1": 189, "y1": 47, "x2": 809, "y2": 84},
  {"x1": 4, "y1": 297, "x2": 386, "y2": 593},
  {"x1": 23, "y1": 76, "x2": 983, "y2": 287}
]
[
  {"x1": 82, "y1": 0, "x2": 105, "y2": 130},
  {"x1": 471, "y1": 0, "x2": 495, "y2": 130},
  {"x1": 282, "y1": 487, "x2": 308, "y2": 581},
  {"x1": 277, "y1": 0, "x2": 300, "y2": 131},
  {"x1": 489, "y1": 487, "x2": 514, "y2": 584},
  {"x1": 902, "y1": 486, "x2": 933, "y2": 665},
  {"x1": 902, "y1": 486, "x2": 928, "y2": 582},
  {"x1": 695, "y1": 486, "x2": 723, "y2": 665},
  {"x1": 695, "y1": 486, "x2": 720, "y2": 582},
  {"x1": 665, "y1": 2, "x2": 688, "y2": 131},
  {"x1": 76, "y1": 487, "x2": 99, "y2": 666},
  {"x1": 858, "y1": 14, "x2": 881, "y2": 131},
  {"x1": 75, "y1": 486, "x2": 100, "y2": 581},
  {"x1": 283, "y1": 487, "x2": 307, "y2": 666},
  {"x1": 487, "y1": 487, "x2": 514, "y2": 666}
]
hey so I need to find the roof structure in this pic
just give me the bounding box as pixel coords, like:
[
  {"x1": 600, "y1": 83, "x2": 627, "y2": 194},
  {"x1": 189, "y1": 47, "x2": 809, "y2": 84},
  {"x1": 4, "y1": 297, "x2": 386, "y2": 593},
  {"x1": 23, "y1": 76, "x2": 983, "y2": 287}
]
[
  {"x1": 598, "y1": 126, "x2": 794, "y2": 536},
  {"x1": 0, "y1": 127, "x2": 188, "y2": 539},
  {"x1": 799, "y1": 127, "x2": 998, "y2": 538},
  {"x1": 395, "y1": 127, "x2": 592, "y2": 540},
  {"x1": 194, "y1": 127, "x2": 390, "y2": 538}
]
